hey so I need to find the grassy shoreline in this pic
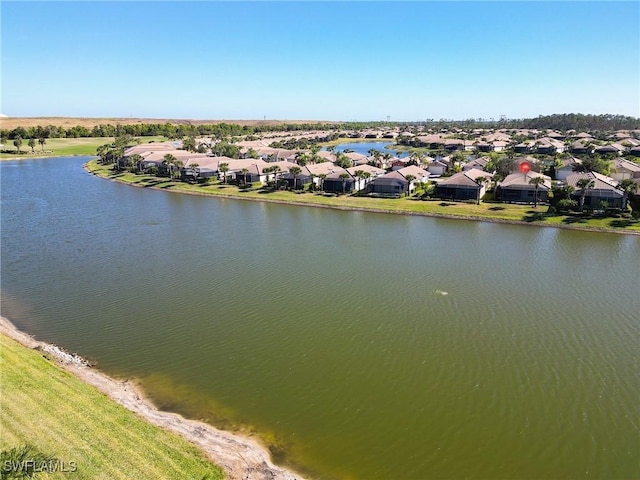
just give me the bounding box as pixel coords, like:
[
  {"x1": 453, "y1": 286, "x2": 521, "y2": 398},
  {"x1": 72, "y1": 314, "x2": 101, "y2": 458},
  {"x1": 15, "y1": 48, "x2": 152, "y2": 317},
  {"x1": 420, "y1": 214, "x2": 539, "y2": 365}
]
[
  {"x1": 0, "y1": 332, "x2": 224, "y2": 480},
  {"x1": 85, "y1": 160, "x2": 640, "y2": 235},
  {"x1": 0, "y1": 316, "x2": 304, "y2": 480}
]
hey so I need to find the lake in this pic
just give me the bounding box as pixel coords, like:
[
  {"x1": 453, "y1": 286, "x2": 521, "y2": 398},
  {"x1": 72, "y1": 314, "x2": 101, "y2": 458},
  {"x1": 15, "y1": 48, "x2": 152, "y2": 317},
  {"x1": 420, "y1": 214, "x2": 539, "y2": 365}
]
[
  {"x1": 1, "y1": 156, "x2": 638, "y2": 479},
  {"x1": 327, "y1": 141, "x2": 409, "y2": 158}
]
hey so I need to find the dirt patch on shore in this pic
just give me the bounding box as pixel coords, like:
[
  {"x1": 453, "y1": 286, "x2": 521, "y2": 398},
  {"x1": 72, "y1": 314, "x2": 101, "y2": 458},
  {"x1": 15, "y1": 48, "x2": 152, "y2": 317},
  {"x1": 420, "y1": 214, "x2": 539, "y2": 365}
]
[{"x1": 0, "y1": 316, "x2": 306, "y2": 480}]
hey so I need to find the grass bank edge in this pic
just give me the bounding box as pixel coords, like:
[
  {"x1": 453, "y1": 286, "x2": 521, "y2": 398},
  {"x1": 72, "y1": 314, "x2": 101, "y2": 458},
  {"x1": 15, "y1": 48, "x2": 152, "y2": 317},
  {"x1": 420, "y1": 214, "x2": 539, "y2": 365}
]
[
  {"x1": 0, "y1": 333, "x2": 224, "y2": 480},
  {"x1": 85, "y1": 159, "x2": 640, "y2": 234}
]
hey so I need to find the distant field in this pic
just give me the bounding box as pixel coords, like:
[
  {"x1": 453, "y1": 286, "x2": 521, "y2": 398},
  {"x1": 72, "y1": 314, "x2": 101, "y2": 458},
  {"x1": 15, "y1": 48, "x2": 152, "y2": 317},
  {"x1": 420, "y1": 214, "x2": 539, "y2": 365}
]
[
  {"x1": 0, "y1": 136, "x2": 166, "y2": 158},
  {"x1": 0, "y1": 334, "x2": 224, "y2": 480},
  {"x1": 0, "y1": 117, "x2": 335, "y2": 130}
]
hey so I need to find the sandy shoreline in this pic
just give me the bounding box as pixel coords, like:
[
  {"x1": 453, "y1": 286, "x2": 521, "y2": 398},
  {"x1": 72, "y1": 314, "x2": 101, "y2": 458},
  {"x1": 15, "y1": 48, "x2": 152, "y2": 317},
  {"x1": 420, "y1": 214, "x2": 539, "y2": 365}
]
[{"x1": 0, "y1": 316, "x2": 306, "y2": 480}]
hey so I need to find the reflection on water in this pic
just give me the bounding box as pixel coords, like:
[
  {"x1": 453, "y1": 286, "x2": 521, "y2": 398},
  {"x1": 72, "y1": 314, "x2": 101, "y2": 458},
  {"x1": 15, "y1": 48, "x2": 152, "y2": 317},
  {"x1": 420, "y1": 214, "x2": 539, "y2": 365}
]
[{"x1": 2, "y1": 157, "x2": 639, "y2": 479}]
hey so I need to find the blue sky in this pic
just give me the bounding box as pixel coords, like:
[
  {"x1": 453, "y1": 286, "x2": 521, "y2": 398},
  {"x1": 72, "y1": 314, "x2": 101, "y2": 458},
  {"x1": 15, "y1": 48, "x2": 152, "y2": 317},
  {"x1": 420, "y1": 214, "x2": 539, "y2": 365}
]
[{"x1": 2, "y1": 1, "x2": 638, "y2": 121}]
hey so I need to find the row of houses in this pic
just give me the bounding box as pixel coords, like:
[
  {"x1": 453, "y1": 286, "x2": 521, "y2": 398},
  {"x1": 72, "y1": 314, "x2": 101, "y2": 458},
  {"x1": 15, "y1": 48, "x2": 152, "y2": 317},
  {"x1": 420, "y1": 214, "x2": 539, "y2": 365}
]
[
  {"x1": 435, "y1": 169, "x2": 632, "y2": 208},
  {"x1": 402, "y1": 132, "x2": 640, "y2": 156},
  {"x1": 121, "y1": 141, "x2": 639, "y2": 208}
]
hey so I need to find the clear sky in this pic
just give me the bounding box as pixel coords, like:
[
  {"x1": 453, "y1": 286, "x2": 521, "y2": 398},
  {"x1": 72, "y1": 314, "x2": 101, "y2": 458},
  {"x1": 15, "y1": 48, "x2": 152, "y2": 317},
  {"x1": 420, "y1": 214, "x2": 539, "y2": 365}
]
[{"x1": 1, "y1": 1, "x2": 638, "y2": 121}]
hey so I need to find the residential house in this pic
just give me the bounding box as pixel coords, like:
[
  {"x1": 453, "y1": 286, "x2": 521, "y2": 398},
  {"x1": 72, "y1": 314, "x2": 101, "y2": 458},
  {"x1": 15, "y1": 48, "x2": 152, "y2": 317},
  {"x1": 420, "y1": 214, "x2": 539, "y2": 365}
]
[
  {"x1": 346, "y1": 164, "x2": 386, "y2": 191},
  {"x1": 444, "y1": 139, "x2": 465, "y2": 151},
  {"x1": 628, "y1": 146, "x2": 640, "y2": 158},
  {"x1": 513, "y1": 140, "x2": 535, "y2": 154},
  {"x1": 322, "y1": 170, "x2": 355, "y2": 194},
  {"x1": 555, "y1": 156, "x2": 583, "y2": 181},
  {"x1": 566, "y1": 172, "x2": 626, "y2": 209},
  {"x1": 343, "y1": 151, "x2": 370, "y2": 166},
  {"x1": 304, "y1": 162, "x2": 345, "y2": 189},
  {"x1": 569, "y1": 140, "x2": 593, "y2": 155},
  {"x1": 390, "y1": 158, "x2": 410, "y2": 171},
  {"x1": 436, "y1": 169, "x2": 493, "y2": 202},
  {"x1": 426, "y1": 159, "x2": 448, "y2": 176},
  {"x1": 595, "y1": 144, "x2": 625, "y2": 155},
  {"x1": 497, "y1": 171, "x2": 552, "y2": 204},
  {"x1": 463, "y1": 157, "x2": 490, "y2": 172},
  {"x1": 368, "y1": 171, "x2": 410, "y2": 196},
  {"x1": 610, "y1": 158, "x2": 640, "y2": 181},
  {"x1": 395, "y1": 165, "x2": 430, "y2": 184}
]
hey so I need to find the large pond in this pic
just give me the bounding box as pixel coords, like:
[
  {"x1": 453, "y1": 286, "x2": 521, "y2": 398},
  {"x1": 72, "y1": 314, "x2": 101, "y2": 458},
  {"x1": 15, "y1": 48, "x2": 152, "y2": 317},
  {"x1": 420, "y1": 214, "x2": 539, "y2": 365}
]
[
  {"x1": 1, "y1": 157, "x2": 638, "y2": 479},
  {"x1": 328, "y1": 141, "x2": 409, "y2": 158}
]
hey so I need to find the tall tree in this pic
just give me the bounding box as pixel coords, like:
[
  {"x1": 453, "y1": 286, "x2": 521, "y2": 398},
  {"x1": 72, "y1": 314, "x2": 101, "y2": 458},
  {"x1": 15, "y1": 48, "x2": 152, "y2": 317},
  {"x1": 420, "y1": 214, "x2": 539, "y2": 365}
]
[
  {"x1": 38, "y1": 136, "x2": 47, "y2": 152},
  {"x1": 270, "y1": 165, "x2": 281, "y2": 188},
  {"x1": 475, "y1": 176, "x2": 489, "y2": 205},
  {"x1": 576, "y1": 177, "x2": 595, "y2": 211},
  {"x1": 190, "y1": 162, "x2": 200, "y2": 183},
  {"x1": 172, "y1": 160, "x2": 184, "y2": 179},
  {"x1": 318, "y1": 173, "x2": 327, "y2": 191},
  {"x1": 617, "y1": 179, "x2": 638, "y2": 211},
  {"x1": 239, "y1": 167, "x2": 249, "y2": 186},
  {"x1": 353, "y1": 169, "x2": 365, "y2": 191},
  {"x1": 362, "y1": 171, "x2": 372, "y2": 188},
  {"x1": 528, "y1": 176, "x2": 546, "y2": 208},
  {"x1": 339, "y1": 173, "x2": 351, "y2": 194},
  {"x1": 404, "y1": 174, "x2": 416, "y2": 196},
  {"x1": 28, "y1": 138, "x2": 36, "y2": 153},
  {"x1": 219, "y1": 162, "x2": 230, "y2": 183},
  {"x1": 129, "y1": 154, "x2": 144, "y2": 172},
  {"x1": 289, "y1": 166, "x2": 302, "y2": 190},
  {"x1": 182, "y1": 136, "x2": 196, "y2": 152},
  {"x1": 13, "y1": 136, "x2": 22, "y2": 153},
  {"x1": 163, "y1": 153, "x2": 177, "y2": 179}
]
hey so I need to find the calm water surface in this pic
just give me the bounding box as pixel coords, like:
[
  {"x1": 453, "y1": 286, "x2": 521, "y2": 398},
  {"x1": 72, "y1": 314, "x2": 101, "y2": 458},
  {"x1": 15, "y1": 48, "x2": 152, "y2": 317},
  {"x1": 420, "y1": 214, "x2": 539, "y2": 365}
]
[
  {"x1": 328, "y1": 141, "x2": 409, "y2": 158},
  {"x1": 2, "y1": 157, "x2": 638, "y2": 479}
]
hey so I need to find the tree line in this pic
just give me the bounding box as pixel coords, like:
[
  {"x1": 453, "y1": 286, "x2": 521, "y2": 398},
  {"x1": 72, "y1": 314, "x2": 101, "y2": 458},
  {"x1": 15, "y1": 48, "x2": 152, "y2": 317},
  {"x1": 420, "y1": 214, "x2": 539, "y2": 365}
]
[{"x1": 2, "y1": 113, "x2": 639, "y2": 144}]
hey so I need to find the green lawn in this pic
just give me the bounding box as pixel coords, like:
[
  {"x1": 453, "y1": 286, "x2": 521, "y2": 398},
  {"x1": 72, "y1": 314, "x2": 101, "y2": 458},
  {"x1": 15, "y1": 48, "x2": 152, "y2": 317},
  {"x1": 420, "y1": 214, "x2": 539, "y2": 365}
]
[
  {"x1": 0, "y1": 136, "x2": 167, "y2": 159},
  {"x1": 0, "y1": 334, "x2": 224, "y2": 480},
  {"x1": 86, "y1": 160, "x2": 640, "y2": 233}
]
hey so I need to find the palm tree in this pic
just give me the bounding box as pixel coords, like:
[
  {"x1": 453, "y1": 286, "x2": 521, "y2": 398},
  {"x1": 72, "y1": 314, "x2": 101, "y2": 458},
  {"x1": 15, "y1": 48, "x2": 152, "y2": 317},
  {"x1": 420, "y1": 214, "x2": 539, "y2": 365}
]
[
  {"x1": 219, "y1": 162, "x2": 229, "y2": 183},
  {"x1": 576, "y1": 177, "x2": 595, "y2": 211},
  {"x1": 528, "y1": 176, "x2": 546, "y2": 208},
  {"x1": 491, "y1": 174, "x2": 504, "y2": 201},
  {"x1": 28, "y1": 138, "x2": 36, "y2": 153},
  {"x1": 362, "y1": 171, "x2": 372, "y2": 190},
  {"x1": 339, "y1": 173, "x2": 351, "y2": 194},
  {"x1": 129, "y1": 154, "x2": 144, "y2": 173},
  {"x1": 96, "y1": 144, "x2": 109, "y2": 163},
  {"x1": 271, "y1": 165, "x2": 280, "y2": 190},
  {"x1": 240, "y1": 167, "x2": 249, "y2": 186},
  {"x1": 404, "y1": 174, "x2": 416, "y2": 196},
  {"x1": 190, "y1": 162, "x2": 200, "y2": 183},
  {"x1": 409, "y1": 152, "x2": 425, "y2": 166},
  {"x1": 38, "y1": 136, "x2": 47, "y2": 152},
  {"x1": 354, "y1": 169, "x2": 364, "y2": 191},
  {"x1": 296, "y1": 152, "x2": 310, "y2": 167},
  {"x1": 368, "y1": 149, "x2": 382, "y2": 166},
  {"x1": 163, "y1": 154, "x2": 176, "y2": 179},
  {"x1": 289, "y1": 166, "x2": 302, "y2": 190},
  {"x1": 475, "y1": 176, "x2": 489, "y2": 205},
  {"x1": 318, "y1": 173, "x2": 327, "y2": 192},
  {"x1": 0, "y1": 444, "x2": 57, "y2": 478},
  {"x1": 173, "y1": 160, "x2": 184, "y2": 180},
  {"x1": 617, "y1": 179, "x2": 638, "y2": 211}
]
